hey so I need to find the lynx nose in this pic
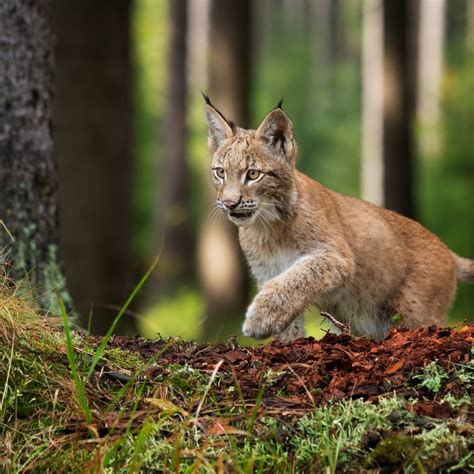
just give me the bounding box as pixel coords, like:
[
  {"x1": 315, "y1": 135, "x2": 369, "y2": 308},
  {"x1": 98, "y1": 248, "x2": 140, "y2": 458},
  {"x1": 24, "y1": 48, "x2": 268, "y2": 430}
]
[{"x1": 221, "y1": 199, "x2": 240, "y2": 210}]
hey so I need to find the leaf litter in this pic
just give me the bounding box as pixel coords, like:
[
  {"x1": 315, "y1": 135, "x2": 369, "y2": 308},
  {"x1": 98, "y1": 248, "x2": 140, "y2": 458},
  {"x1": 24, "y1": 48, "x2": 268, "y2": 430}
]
[{"x1": 99, "y1": 324, "x2": 474, "y2": 421}]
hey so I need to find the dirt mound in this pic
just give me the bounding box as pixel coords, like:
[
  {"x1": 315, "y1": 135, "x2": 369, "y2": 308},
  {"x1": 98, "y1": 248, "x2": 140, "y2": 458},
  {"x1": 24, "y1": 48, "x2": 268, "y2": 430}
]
[{"x1": 104, "y1": 324, "x2": 474, "y2": 420}]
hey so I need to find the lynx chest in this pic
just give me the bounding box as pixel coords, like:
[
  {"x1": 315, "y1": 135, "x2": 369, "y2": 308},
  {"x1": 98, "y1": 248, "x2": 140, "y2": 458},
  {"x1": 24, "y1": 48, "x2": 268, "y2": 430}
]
[{"x1": 246, "y1": 247, "x2": 302, "y2": 287}]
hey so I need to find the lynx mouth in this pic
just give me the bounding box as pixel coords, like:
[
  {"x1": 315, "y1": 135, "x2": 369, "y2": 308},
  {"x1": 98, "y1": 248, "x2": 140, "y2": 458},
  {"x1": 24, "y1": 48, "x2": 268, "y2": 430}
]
[{"x1": 230, "y1": 210, "x2": 255, "y2": 219}]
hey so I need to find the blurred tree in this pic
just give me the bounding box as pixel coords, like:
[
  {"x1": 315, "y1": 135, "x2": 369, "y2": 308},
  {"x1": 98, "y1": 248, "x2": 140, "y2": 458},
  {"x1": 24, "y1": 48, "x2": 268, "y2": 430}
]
[
  {"x1": 187, "y1": 0, "x2": 209, "y2": 90},
  {"x1": 361, "y1": 0, "x2": 384, "y2": 206},
  {"x1": 198, "y1": 0, "x2": 252, "y2": 340},
  {"x1": 420, "y1": 0, "x2": 474, "y2": 321},
  {"x1": 311, "y1": 0, "x2": 341, "y2": 69},
  {"x1": 151, "y1": 0, "x2": 194, "y2": 296},
  {"x1": 310, "y1": 0, "x2": 336, "y2": 106},
  {"x1": 0, "y1": 0, "x2": 68, "y2": 311},
  {"x1": 446, "y1": 0, "x2": 469, "y2": 50},
  {"x1": 382, "y1": 0, "x2": 419, "y2": 218},
  {"x1": 417, "y1": 0, "x2": 446, "y2": 157},
  {"x1": 55, "y1": 0, "x2": 135, "y2": 334},
  {"x1": 468, "y1": 0, "x2": 474, "y2": 49}
]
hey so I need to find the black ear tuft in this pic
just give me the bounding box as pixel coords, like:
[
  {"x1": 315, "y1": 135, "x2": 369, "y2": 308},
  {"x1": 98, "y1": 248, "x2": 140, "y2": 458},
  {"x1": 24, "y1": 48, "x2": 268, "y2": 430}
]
[
  {"x1": 201, "y1": 92, "x2": 212, "y2": 106},
  {"x1": 256, "y1": 107, "x2": 295, "y2": 162},
  {"x1": 202, "y1": 92, "x2": 235, "y2": 131},
  {"x1": 275, "y1": 98, "x2": 284, "y2": 110}
]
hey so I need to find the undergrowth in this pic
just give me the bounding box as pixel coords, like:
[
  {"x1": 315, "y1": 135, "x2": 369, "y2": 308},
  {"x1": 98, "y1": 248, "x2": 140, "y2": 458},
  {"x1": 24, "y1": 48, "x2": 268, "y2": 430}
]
[{"x1": 1, "y1": 287, "x2": 473, "y2": 472}]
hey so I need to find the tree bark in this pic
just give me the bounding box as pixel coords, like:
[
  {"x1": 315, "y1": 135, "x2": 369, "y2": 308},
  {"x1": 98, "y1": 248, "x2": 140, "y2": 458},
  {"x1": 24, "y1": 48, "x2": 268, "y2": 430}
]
[
  {"x1": 0, "y1": 0, "x2": 68, "y2": 310},
  {"x1": 199, "y1": 0, "x2": 252, "y2": 340},
  {"x1": 382, "y1": 0, "x2": 419, "y2": 218},
  {"x1": 54, "y1": 0, "x2": 135, "y2": 334},
  {"x1": 151, "y1": 0, "x2": 194, "y2": 297}
]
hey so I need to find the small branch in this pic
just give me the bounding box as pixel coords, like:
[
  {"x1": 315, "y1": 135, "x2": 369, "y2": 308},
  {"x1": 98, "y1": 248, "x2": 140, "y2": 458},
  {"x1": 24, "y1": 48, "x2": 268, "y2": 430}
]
[{"x1": 320, "y1": 311, "x2": 351, "y2": 334}]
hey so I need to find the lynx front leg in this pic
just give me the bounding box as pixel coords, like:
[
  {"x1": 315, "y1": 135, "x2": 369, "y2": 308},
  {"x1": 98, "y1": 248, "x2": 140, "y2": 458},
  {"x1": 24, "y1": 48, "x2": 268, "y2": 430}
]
[
  {"x1": 242, "y1": 251, "x2": 354, "y2": 340},
  {"x1": 275, "y1": 314, "x2": 306, "y2": 343}
]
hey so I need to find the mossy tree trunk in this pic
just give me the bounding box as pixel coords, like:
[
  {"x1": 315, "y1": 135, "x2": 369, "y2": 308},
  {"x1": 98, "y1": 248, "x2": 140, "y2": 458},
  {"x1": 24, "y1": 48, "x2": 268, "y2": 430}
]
[{"x1": 0, "y1": 0, "x2": 68, "y2": 310}]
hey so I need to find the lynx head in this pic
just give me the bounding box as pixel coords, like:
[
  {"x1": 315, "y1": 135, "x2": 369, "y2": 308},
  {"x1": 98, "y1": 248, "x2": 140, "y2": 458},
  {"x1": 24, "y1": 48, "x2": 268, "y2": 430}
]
[{"x1": 204, "y1": 96, "x2": 297, "y2": 227}]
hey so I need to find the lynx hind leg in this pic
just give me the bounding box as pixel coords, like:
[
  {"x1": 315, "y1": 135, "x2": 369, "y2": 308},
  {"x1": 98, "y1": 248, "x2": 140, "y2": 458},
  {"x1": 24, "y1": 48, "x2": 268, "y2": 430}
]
[
  {"x1": 275, "y1": 314, "x2": 306, "y2": 343},
  {"x1": 393, "y1": 261, "x2": 457, "y2": 330}
]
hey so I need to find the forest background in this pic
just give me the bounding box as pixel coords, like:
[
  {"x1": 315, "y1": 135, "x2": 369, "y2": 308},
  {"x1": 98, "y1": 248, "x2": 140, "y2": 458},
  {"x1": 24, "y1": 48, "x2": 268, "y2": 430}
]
[{"x1": 1, "y1": 0, "x2": 473, "y2": 343}]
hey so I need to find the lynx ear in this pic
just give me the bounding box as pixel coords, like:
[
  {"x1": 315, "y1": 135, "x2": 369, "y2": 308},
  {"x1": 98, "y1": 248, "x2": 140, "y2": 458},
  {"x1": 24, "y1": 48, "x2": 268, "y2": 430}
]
[
  {"x1": 255, "y1": 107, "x2": 295, "y2": 162},
  {"x1": 203, "y1": 95, "x2": 235, "y2": 154}
]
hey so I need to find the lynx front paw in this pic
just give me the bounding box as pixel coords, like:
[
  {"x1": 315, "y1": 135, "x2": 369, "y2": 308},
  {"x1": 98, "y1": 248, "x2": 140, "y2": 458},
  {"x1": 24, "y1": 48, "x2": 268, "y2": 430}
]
[
  {"x1": 242, "y1": 292, "x2": 288, "y2": 340},
  {"x1": 242, "y1": 301, "x2": 271, "y2": 339}
]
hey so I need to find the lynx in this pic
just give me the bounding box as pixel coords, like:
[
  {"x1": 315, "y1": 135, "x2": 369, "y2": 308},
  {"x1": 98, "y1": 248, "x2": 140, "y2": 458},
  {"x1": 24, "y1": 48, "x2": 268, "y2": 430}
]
[{"x1": 204, "y1": 96, "x2": 474, "y2": 343}]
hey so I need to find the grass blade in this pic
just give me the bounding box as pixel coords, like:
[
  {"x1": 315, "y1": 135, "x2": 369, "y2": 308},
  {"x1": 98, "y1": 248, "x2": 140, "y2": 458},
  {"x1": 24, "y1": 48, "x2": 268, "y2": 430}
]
[
  {"x1": 85, "y1": 254, "x2": 160, "y2": 380},
  {"x1": 58, "y1": 292, "x2": 92, "y2": 424}
]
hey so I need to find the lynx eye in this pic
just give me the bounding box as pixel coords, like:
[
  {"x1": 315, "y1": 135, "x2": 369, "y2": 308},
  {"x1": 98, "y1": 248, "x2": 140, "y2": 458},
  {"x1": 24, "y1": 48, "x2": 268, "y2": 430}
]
[
  {"x1": 246, "y1": 169, "x2": 261, "y2": 181},
  {"x1": 213, "y1": 167, "x2": 225, "y2": 180}
]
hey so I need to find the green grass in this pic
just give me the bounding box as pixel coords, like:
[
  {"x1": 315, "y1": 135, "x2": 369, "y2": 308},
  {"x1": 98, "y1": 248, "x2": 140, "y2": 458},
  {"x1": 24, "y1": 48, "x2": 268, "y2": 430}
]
[{"x1": 1, "y1": 287, "x2": 473, "y2": 472}]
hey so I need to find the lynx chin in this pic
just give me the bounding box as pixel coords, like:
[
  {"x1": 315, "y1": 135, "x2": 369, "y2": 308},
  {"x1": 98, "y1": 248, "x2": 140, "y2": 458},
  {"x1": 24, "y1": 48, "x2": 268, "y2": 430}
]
[{"x1": 204, "y1": 96, "x2": 474, "y2": 343}]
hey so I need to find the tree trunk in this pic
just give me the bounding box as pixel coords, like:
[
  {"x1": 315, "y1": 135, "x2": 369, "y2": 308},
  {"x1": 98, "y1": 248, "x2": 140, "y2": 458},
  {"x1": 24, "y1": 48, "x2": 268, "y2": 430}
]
[
  {"x1": 361, "y1": 0, "x2": 384, "y2": 206},
  {"x1": 311, "y1": 0, "x2": 341, "y2": 64},
  {"x1": 0, "y1": 0, "x2": 68, "y2": 310},
  {"x1": 417, "y1": 0, "x2": 446, "y2": 157},
  {"x1": 198, "y1": 0, "x2": 252, "y2": 340},
  {"x1": 382, "y1": 0, "x2": 419, "y2": 218},
  {"x1": 187, "y1": 0, "x2": 210, "y2": 90},
  {"x1": 468, "y1": 0, "x2": 474, "y2": 51},
  {"x1": 150, "y1": 0, "x2": 194, "y2": 297},
  {"x1": 54, "y1": 0, "x2": 135, "y2": 334}
]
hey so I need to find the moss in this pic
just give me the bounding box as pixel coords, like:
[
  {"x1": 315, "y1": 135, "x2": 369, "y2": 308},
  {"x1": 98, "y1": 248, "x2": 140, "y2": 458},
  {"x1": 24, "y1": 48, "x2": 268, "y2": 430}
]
[
  {"x1": 103, "y1": 347, "x2": 145, "y2": 374},
  {"x1": 365, "y1": 435, "x2": 422, "y2": 471},
  {"x1": 41, "y1": 244, "x2": 73, "y2": 313},
  {"x1": 366, "y1": 426, "x2": 473, "y2": 473},
  {"x1": 9, "y1": 224, "x2": 73, "y2": 315}
]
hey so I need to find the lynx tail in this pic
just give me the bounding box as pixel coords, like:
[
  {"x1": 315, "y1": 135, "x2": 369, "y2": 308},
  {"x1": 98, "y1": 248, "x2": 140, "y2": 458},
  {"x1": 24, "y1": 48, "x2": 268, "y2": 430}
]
[{"x1": 452, "y1": 252, "x2": 474, "y2": 284}]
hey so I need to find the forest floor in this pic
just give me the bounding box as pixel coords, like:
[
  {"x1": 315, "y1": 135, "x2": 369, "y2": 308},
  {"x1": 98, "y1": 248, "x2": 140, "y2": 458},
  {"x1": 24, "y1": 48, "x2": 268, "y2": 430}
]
[{"x1": 1, "y1": 290, "x2": 473, "y2": 472}]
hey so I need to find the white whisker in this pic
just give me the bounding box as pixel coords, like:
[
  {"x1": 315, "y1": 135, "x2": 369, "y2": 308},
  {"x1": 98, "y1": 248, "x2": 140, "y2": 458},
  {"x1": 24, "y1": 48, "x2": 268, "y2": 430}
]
[
  {"x1": 260, "y1": 200, "x2": 285, "y2": 210},
  {"x1": 207, "y1": 206, "x2": 224, "y2": 223},
  {"x1": 258, "y1": 211, "x2": 273, "y2": 236},
  {"x1": 257, "y1": 214, "x2": 270, "y2": 236},
  {"x1": 259, "y1": 207, "x2": 282, "y2": 222},
  {"x1": 259, "y1": 202, "x2": 286, "y2": 219}
]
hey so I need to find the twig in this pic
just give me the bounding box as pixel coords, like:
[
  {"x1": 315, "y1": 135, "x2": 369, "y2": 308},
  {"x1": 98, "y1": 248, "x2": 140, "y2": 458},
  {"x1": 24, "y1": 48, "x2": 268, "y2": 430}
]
[
  {"x1": 320, "y1": 311, "x2": 351, "y2": 334},
  {"x1": 287, "y1": 365, "x2": 316, "y2": 409},
  {"x1": 192, "y1": 359, "x2": 224, "y2": 430}
]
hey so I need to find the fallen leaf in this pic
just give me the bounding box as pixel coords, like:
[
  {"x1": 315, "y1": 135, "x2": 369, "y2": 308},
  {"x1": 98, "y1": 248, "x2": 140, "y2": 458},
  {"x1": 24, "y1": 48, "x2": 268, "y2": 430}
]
[
  {"x1": 144, "y1": 398, "x2": 189, "y2": 416},
  {"x1": 224, "y1": 350, "x2": 248, "y2": 363},
  {"x1": 206, "y1": 418, "x2": 247, "y2": 436},
  {"x1": 385, "y1": 360, "x2": 404, "y2": 375}
]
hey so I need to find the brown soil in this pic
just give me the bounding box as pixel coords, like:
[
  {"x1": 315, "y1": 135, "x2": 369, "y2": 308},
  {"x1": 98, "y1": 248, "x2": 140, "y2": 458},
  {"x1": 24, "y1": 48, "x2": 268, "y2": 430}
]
[{"x1": 102, "y1": 324, "x2": 474, "y2": 420}]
